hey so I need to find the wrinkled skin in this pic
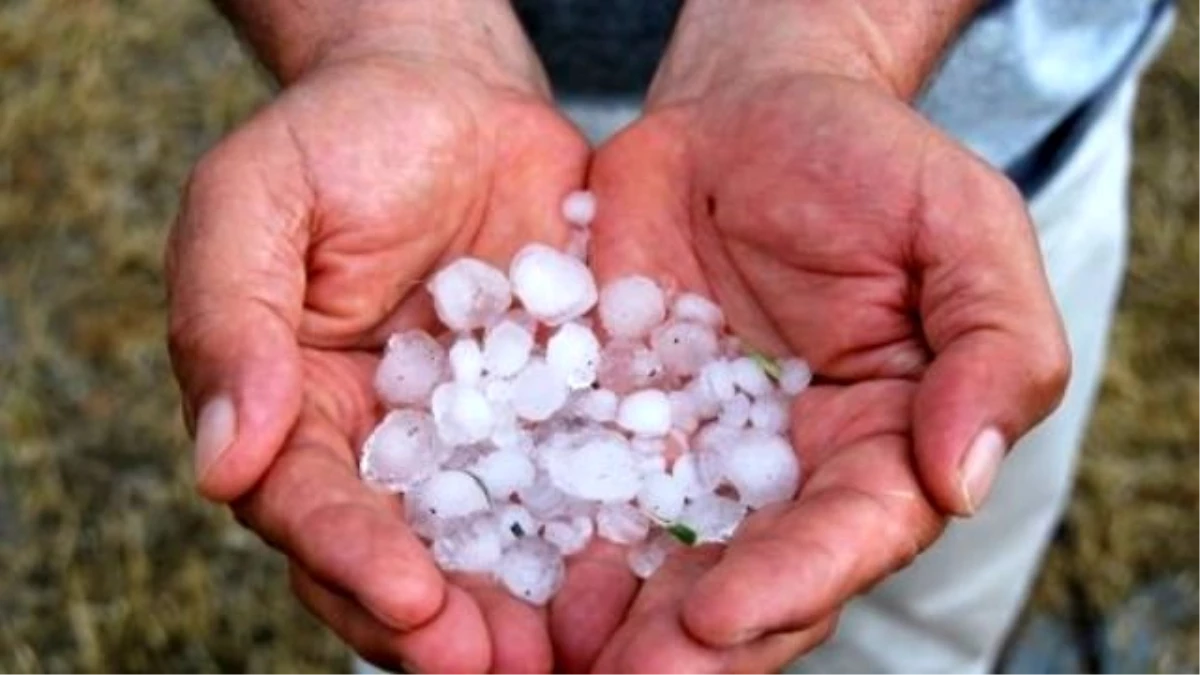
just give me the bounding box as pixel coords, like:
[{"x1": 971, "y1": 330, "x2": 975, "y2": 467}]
[
  {"x1": 164, "y1": 54, "x2": 637, "y2": 672},
  {"x1": 564, "y1": 74, "x2": 1071, "y2": 672}
]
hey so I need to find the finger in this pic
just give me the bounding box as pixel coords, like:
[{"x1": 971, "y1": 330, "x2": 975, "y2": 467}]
[
  {"x1": 235, "y1": 368, "x2": 446, "y2": 633},
  {"x1": 549, "y1": 539, "x2": 640, "y2": 672},
  {"x1": 166, "y1": 118, "x2": 310, "y2": 503},
  {"x1": 594, "y1": 546, "x2": 831, "y2": 673},
  {"x1": 912, "y1": 148, "x2": 1071, "y2": 515},
  {"x1": 456, "y1": 574, "x2": 554, "y2": 674},
  {"x1": 681, "y1": 382, "x2": 944, "y2": 647},
  {"x1": 290, "y1": 564, "x2": 490, "y2": 674}
]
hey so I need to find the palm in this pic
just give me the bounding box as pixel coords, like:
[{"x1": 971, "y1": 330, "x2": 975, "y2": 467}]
[
  {"x1": 172, "y1": 56, "x2": 604, "y2": 672},
  {"x1": 581, "y1": 75, "x2": 1050, "y2": 671}
]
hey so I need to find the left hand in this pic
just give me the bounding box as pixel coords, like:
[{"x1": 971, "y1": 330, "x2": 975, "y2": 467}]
[{"x1": 567, "y1": 48, "x2": 1070, "y2": 675}]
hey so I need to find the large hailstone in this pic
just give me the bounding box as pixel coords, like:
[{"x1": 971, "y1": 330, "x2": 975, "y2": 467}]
[{"x1": 426, "y1": 258, "x2": 512, "y2": 331}]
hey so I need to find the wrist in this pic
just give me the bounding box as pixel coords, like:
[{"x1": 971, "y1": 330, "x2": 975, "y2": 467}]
[
  {"x1": 648, "y1": 0, "x2": 981, "y2": 107},
  {"x1": 218, "y1": 0, "x2": 548, "y2": 95}
]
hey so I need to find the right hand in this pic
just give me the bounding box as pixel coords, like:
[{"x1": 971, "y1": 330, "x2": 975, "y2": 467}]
[{"x1": 165, "y1": 16, "x2": 597, "y2": 671}]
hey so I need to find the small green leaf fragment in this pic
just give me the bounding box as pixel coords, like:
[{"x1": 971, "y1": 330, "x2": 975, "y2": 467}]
[
  {"x1": 667, "y1": 523, "x2": 698, "y2": 546},
  {"x1": 748, "y1": 350, "x2": 783, "y2": 380}
]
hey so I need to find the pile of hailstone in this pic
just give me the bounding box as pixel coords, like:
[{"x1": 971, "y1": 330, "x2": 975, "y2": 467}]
[{"x1": 359, "y1": 191, "x2": 812, "y2": 605}]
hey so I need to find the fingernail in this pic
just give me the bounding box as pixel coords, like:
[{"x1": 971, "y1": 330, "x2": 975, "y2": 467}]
[
  {"x1": 958, "y1": 427, "x2": 1006, "y2": 515},
  {"x1": 194, "y1": 396, "x2": 236, "y2": 481}
]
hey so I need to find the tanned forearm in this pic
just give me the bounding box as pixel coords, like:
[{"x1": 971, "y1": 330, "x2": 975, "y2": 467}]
[
  {"x1": 651, "y1": 0, "x2": 984, "y2": 105},
  {"x1": 211, "y1": 0, "x2": 547, "y2": 89}
]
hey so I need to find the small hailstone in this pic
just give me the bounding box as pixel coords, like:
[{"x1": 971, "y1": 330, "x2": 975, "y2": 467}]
[
  {"x1": 562, "y1": 190, "x2": 597, "y2": 227},
  {"x1": 730, "y1": 357, "x2": 774, "y2": 397},
  {"x1": 635, "y1": 453, "x2": 668, "y2": 476},
  {"x1": 546, "y1": 322, "x2": 601, "y2": 389},
  {"x1": 410, "y1": 470, "x2": 491, "y2": 520},
  {"x1": 482, "y1": 320, "x2": 534, "y2": 377},
  {"x1": 672, "y1": 452, "x2": 719, "y2": 499},
  {"x1": 597, "y1": 341, "x2": 666, "y2": 394},
  {"x1": 374, "y1": 330, "x2": 447, "y2": 407},
  {"x1": 359, "y1": 410, "x2": 445, "y2": 492},
  {"x1": 494, "y1": 504, "x2": 538, "y2": 544},
  {"x1": 427, "y1": 258, "x2": 512, "y2": 331},
  {"x1": 616, "y1": 389, "x2": 672, "y2": 437},
  {"x1": 627, "y1": 533, "x2": 679, "y2": 579},
  {"x1": 544, "y1": 433, "x2": 640, "y2": 503},
  {"x1": 511, "y1": 359, "x2": 571, "y2": 421},
  {"x1": 679, "y1": 493, "x2": 746, "y2": 543},
  {"x1": 671, "y1": 292, "x2": 724, "y2": 328},
  {"x1": 651, "y1": 321, "x2": 720, "y2": 377},
  {"x1": 668, "y1": 391, "x2": 700, "y2": 433},
  {"x1": 469, "y1": 448, "x2": 535, "y2": 500},
  {"x1": 543, "y1": 515, "x2": 594, "y2": 556},
  {"x1": 431, "y1": 382, "x2": 495, "y2": 445},
  {"x1": 749, "y1": 396, "x2": 789, "y2": 434},
  {"x1": 779, "y1": 358, "x2": 813, "y2": 396},
  {"x1": 637, "y1": 471, "x2": 685, "y2": 522},
  {"x1": 722, "y1": 430, "x2": 801, "y2": 508},
  {"x1": 573, "y1": 388, "x2": 619, "y2": 423},
  {"x1": 518, "y1": 477, "x2": 571, "y2": 519},
  {"x1": 496, "y1": 538, "x2": 565, "y2": 606},
  {"x1": 682, "y1": 380, "x2": 722, "y2": 421},
  {"x1": 696, "y1": 359, "x2": 737, "y2": 403},
  {"x1": 718, "y1": 392, "x2": 752, "y2": 428},
  {"x1": 599, "y1": 275, "x2": 667, "y2": 339},
  {"x1": 595, "y1": 502, "x2": 650, "y2": 545},
  {"x1": 432, "y1": 517, "x2": 504, "y2": 573},
  {"x1": 449, "y1": 337, "x2": 484, "y2": 385},
  {"x1": 509, "y1": 243, "x2": 598, "y2": 325}
]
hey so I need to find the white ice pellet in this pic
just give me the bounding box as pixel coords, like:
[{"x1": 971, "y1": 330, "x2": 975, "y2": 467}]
[
  {"x1": 678, "y1": 493, "x2": 746, "y2": 543},
  {"x1": 469, "y1": 448, "x2": 535, "y2": 500},
  {"x1": 730, "y1": 357, "x2": 774, "y2": 397},
  {"x1": 544, "y1": 433, "x2": 640, "y2": 503},
  {"x1": 543, "y1": 515, "x2": 594, "y2": 556},
  {"x1": 546, "y1": 322, "x2": 601, "y2": 389},
  {"x1": 718, "y1": 392, "x2": 752, "y2": 428},
  {"x1": 482, "y1": 320, "x2": 534, "y2": 377},
  {"x1": 722, "y1": 430, "x2": 801, "y2": 508},
  {"x1": 695, "y1": 359, "x2": 737, "y2": 403},
  {"x1": 518, "y1": 476, "x2": 572, "y2": 520},
  {"x1": 637, "y1": 471, "x2": 685, "y2": 522},
  {"x1": 431, "y1": 382, "x2": 495, "y2": 445},
  {"x1": 359, "y1": 410, "x2": 445, "y2": 492},
  {"x1": 626, "y1": 533, "x2": 679, "y2": 579},
  {"x1": 432, "y1": 517, "x2": 504, "y2": 573},
  {"x1": 511, "y1": 359, "x2": 571, "y2": 422},
  {"x1": 509, "y1": 243, "x2": 598, "y2": 325},
  {"x1": 374, "y1": 330, "x2": 447, "y2": 407},
  {"x1": 597, "y1": 341, "x2": 665, "y2": 394},
  {"x1": 496, "y1": 538, "x2": 565, "y2": 606},
  {"x1": 670, "y1": 292, "x2": 724, "y2": 328},
  {"x1": 779, "y1": 358, "x2": 813, "y2": 396},
  {"x1": 598, "y1": 275, "x2": 667, "y2": 340},
  {"x1": 749, "y1": 396, "x2": 789, "y2": 434},
  {"x1": 427, "y1": 258, "x2": 513, "y2": 331},
  {"x1": 561, "y1": 190, "x2": 597, "y2": 227},
  {"x1": 572, "y1": 388, "x2": 619, "y2": 423},
  {"x1": 449, "y1": 337, "x2": 484, "y2": 385},
  {"x1": 652, "y1": 320, "x2": 720, "y2": 377},
  {"x1": 667, "y1": 390, "x2": 700, "y2": 433},
  {"x1": 595, "y1": 502, "x2": 651, "y2": 545},
  {"x1": 616, "y1": 389, "x2": 672, "y2": 437},
  {"x1": 410, "y1": 470, "x2": 491, "y2": 520},
  {"x1": 494, "y1": 503, "x2": 538, "y2": 544}
]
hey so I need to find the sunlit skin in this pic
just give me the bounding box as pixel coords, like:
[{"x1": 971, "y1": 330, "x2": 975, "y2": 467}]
[{"x1": 168, "y1": 1, "x2": 1071, "y2": 672}]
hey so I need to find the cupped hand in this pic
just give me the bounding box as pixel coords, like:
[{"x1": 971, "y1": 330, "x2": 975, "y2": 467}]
[
  {"x1": 577, "y1": 72, "x2": 1071, "y2": 672},
  {"x1": 165, "y1": 47, "x2": 593, "y2": 671}
]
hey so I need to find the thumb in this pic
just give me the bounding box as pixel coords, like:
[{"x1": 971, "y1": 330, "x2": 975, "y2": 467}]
[
  {"x1": 911, "y1": 150, "x2": 1071, "y2": 517},
  {"x1": 166, "y1": 125, "x2": 309, "y2": 503}
]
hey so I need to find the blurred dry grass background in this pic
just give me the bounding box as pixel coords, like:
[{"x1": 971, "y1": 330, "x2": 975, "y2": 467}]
[{"x1": 0, "y1": 0, "x2": 1194, "y2": 672}]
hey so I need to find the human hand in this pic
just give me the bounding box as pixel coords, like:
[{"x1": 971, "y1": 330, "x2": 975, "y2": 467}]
[
  {"x1": 573, "y1": 2, "x2": 1071, "y2": 670},
  {"x1": 166, "y1": 3, "x2": 594, "y2": 670}
]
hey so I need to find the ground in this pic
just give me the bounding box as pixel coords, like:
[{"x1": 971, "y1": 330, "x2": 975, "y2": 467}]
[{"x1": 0, "y1": 1, "x2": 1195, "y2": 672}]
